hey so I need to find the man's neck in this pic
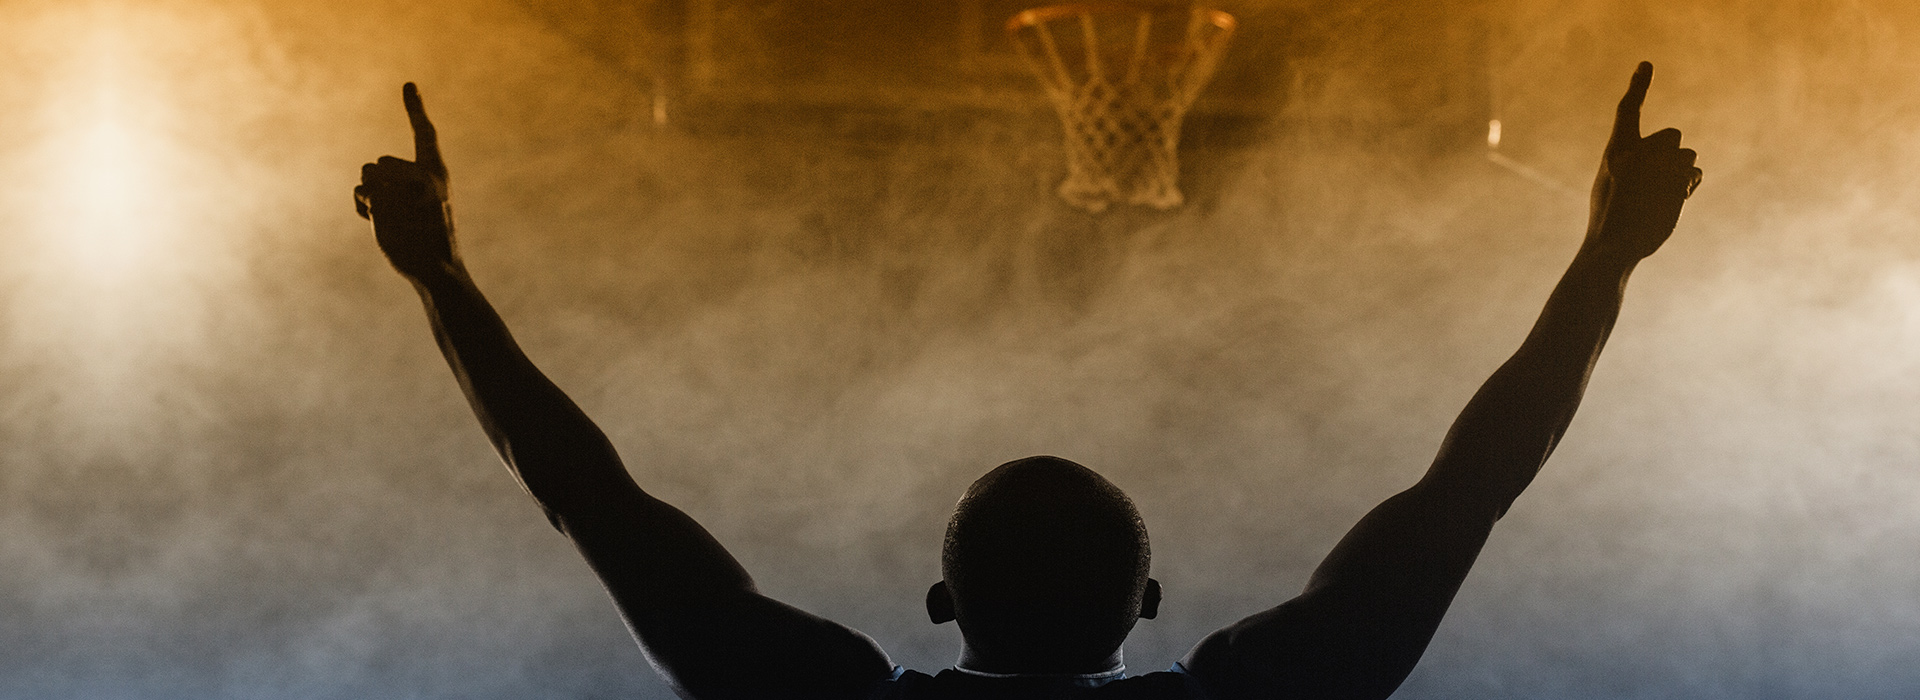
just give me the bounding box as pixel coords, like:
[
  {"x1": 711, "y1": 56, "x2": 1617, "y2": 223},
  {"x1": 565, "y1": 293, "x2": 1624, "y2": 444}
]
[{"x1": 953, "y1": 647, "x2": 1126, "y2": 678}]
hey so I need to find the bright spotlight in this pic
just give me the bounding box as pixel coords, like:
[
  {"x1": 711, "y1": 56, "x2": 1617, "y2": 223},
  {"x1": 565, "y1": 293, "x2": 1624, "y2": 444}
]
[
  {"x1": 28, "y1": 7, "x2": 180, "y2": 284},
  {"x1": 70, "y1": 118, "x2": 147, "y2": 222}
]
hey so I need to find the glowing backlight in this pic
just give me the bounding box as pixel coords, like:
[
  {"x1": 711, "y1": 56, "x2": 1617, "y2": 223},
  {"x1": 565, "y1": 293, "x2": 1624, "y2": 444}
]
[
  {"x1": 3, "y1": 0, "x2": 265, "y2": 386},
  {"x1": 58, "y1": 109, "x2": 162, "y2": 259},
  {"x1": 28, "y1": 8, "x2": 180, "y2": 281},
  {"x1": 75, "y1": 118, "x2": 142, "y2": 215}
]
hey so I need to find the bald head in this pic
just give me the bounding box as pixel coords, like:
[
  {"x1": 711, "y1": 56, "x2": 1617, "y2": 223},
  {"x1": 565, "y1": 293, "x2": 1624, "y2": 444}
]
[{"x1": 933, "y1": 456, "x2": 1156, "y2": 671}]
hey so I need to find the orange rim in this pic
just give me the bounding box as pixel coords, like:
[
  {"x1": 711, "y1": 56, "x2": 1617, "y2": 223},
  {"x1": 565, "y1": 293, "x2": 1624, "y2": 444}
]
[{"x1": 1005, "y1": 3, "x2": 1236, "y2": 35}]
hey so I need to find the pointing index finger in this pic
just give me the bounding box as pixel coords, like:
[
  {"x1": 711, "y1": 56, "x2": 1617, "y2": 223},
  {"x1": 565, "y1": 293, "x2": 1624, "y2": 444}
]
[
  {"x1": 1612, "y1": 62, "x2": 1652, "y2": 145},
  {"x1": 402, "y1": 83, "x2": 444, "y2": 175}
]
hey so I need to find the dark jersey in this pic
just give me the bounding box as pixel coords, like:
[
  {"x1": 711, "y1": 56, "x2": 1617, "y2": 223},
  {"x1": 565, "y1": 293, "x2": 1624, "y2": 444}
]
[{"x1": 866, "y1": 666, "x2": 1212, "y2": 700}]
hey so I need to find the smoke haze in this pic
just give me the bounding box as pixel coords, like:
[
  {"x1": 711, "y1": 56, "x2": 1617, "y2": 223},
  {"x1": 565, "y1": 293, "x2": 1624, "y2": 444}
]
[{"x1": 0, "y1": 0, "x2": 1917, "y2": 698}]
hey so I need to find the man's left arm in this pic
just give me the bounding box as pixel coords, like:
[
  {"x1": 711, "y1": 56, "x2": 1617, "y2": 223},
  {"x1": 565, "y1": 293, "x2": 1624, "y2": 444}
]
[{"x1": 1182, "y1": 63, "x2": 1702, "y2": 699}]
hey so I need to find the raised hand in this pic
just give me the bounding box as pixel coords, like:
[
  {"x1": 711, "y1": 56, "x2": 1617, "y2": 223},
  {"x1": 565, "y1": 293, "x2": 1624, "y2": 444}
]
[
  {"x1": 356, "y1": 83, "x2": 457, "y2": 280},
  {"x1": 1587, "y1": 62, "x2": 1703, "y2": 261}
]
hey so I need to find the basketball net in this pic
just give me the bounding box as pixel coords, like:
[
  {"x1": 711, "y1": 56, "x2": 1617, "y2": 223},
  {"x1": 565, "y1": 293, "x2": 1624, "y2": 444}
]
[{"x1": 1009, "y1": 4, "x2": 1235, "y2": 212}]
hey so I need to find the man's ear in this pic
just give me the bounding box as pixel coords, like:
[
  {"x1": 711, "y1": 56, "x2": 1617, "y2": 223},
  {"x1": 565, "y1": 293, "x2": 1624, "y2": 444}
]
[
  {"x1": 926, "y1": 581, "x2": 956, "y2": 624},
  {"x1": 1139, "y1": 578, "x2": 1162, "y2": 620}
]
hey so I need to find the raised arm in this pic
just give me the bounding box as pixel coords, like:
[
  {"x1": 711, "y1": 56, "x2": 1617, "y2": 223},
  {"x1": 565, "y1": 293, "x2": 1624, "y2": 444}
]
[
  {"x1": 1182, "y1": 63, "x2": 1702, "y2": 700},
  {"x1": 354, "y1": 84, "x2": 892, "y2": 699}
]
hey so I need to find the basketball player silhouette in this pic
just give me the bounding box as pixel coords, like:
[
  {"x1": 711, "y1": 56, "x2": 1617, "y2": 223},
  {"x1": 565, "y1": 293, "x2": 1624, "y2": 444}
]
[{"x1": 354, "y1": 62, "x2": 1700, "y2": 699}]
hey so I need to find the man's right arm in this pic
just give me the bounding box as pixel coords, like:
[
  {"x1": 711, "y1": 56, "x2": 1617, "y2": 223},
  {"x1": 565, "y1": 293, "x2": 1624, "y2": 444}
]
[
  {"x1": 403, "y1": 263, "x2": 893, "y2": 698},
  {"x1": 356, "y1": 84, "x2": 893, "y2": 699}
]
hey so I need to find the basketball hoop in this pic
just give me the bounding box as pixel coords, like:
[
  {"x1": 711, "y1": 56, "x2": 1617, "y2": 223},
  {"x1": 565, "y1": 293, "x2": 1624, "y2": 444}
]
[{"x1": 1008, "y1": 3, "x2": 1235, "y2": 212}]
